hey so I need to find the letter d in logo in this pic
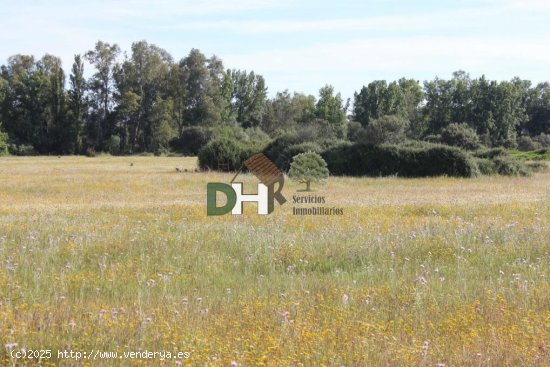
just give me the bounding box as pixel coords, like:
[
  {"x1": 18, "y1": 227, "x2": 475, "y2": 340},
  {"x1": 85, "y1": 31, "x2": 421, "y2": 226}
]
[{"x1": 207, "y1": 183, "x2": 237, "y2": 216}]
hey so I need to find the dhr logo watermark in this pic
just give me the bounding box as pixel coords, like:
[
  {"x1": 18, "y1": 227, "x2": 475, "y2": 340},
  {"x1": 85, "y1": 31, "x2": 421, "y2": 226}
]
[{"x1": 207, "y1": 153, "x2": 286, "y2": 215}]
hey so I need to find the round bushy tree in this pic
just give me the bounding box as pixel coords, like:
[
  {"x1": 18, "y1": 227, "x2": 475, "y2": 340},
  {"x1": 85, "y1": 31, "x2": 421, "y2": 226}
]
[
  {"x1": 440, "y1": 123, "x2": 481, "y2": 150},
  {"x1": 198, "y1": 138, "x2": 244, "y2": 171},
  {"x1": 517, "y1": 135, "x2": 543, "y2": 151},
  {"x1": 363, "y1": 115, "x2": 409, "y2": 145},
  {"x1": 288, "y1": 151, "x2": 329, "y2": 191}
]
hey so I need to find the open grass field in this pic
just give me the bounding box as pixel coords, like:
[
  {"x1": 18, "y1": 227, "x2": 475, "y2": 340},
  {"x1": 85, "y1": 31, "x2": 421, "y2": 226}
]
[{"x1": 0, "y1": 156, "x2": 549, "y2": 366}]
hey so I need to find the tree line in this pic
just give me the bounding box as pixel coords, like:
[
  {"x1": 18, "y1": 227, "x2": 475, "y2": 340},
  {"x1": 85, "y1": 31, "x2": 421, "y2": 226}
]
[{"x1": 0, "y1": 40, "x2": 549, "y2": 156}]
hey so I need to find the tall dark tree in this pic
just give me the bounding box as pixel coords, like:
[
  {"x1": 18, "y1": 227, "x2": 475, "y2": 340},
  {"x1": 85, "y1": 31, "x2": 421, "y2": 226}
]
[
  {"x1": 178, "y1": 49, "x2": 224, "y2": 128},
  {"x1": 65, "y1": 54, "x2": 86, "y2": 153},
  {"x1": 1, "y1": 55, "x2": 38, "y2": 146},
  {"x1": 85, "y1": 41, "x2": 121, "y2": 148},
  {"x1": 524, "y1": 82, "x2": 550, "y2": 135},
  {"x1": 114, "y1": 40, "x2": 173, "y2": 152},
  {"x1": 422, "y1": 77, "x2": 455, "y2": 134},
  {"x1": 0, "y1": 54, "x2": 66, "y2": 152},
  {"x1": 0, "y1": 72, "x2": 8, "y2": 131}
]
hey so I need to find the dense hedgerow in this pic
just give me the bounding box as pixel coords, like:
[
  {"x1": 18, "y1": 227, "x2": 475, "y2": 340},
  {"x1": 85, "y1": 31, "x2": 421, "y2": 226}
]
[
  {"x1": 263, "y1": 134, "x2": 355, "y2": 172},
  {"x1": 200, "y1": 134, "x2": 533, "y2": 177},
  {"x1": 322, "y1": 143, "x2": 480, "y2": 177}
]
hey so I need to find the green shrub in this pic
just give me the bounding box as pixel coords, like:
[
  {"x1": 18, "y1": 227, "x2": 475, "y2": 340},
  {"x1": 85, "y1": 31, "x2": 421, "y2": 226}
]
[
  {"x1": 475, "y1": 158, "x2": 497, "y2": 175},
  {"x1": 153, "y1": 147, "x2": 171, "y2": 156},
  {"x1": 533, "y1": 133, "x2": 550, "y2": 148},
  {"x1": 516, "y1": 136, "x2": 541, "y2": 151},
  {"x1": 85, "y1": 147, "x2": 96, "y2": 157},
  {"x1": 322, "y1": 143, "x2": 479, "y2": 178},
  {"x1": 473, "y1": 156, "x2": 529, "y2": 176},
  {"x1": 244, "y1": 127, "x2": 271, "y2": 145},
  {"x1": 296, "y1": 119, "x2": 337, "y2": 142},
  {"x1": 319, "y1": 141, "x2": 354, "y2": 175},
  {"x1": 424, "y1": 134, "x2": 442, "y2": 144},
  {"x1": 362, "y1": 115, "x2": 409, "y2": 145},
  {"x1": 440, "y1": 123, "x2": 481, "y2": 150},
  {"x1": 0, "y1": 128, "x2": 8, "y2": 156},
  {"x1": 9, "y1": 144, "x2": 37, "y2": 156},
  {"x1": 473, "y1": 147, "x2": 507, "y2": 159},
  {"x1": 198, "y1": 138, "x2": 251, "y2": 171},
  {"x1": 105, "y1": 135, "x2": 121, "y2": 155},
  {"x1": 525, "y1": 161, "x2": 548, "y2": 173},
  {"x1": 263, "y1": 135, "x2": 310, "y2": 171},
  {"x1": 493, "y1": 157, "x2": 529, "y2": 176},
  {"x1": 347, "y1": 121, "x2": 364, "y2": 142}
]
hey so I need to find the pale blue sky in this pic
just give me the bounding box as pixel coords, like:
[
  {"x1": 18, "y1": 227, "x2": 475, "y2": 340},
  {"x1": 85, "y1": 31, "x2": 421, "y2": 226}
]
[{"x1": 1, "y1": 0, "x2": 549, "y2": 100}]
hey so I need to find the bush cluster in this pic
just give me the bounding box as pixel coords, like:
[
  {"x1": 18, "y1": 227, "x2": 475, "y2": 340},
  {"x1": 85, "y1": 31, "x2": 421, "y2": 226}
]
[
  {"x1": 198, "y1": 133, "x2": 533, "y2": 178},
  {"x1": 322, "y1": 143, "x2": 479, "y2": 178},
  {"x1": 440, "y1": 123, "x2": 481, "y2": 150},
  {"x1": 198, "y1": 138, "x2": 258, "y2": 172},
  {"x1": 263, "y1": 135, "x2": 322, "y2": 172}
]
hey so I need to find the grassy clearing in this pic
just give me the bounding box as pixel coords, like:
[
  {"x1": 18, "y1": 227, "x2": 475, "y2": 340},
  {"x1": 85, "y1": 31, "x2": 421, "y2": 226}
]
[
  {"x1": 0, "y1": 156, "x2": 549, "y2": 366},
  {"x1": 509, "y1": 148, "x2": 550, "y2": 161}
]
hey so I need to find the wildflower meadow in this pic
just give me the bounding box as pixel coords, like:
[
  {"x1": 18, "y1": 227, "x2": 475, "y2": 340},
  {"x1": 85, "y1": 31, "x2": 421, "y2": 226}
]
[{"x1": 0, "y1": 156, "x2": 548, "y2": 366}]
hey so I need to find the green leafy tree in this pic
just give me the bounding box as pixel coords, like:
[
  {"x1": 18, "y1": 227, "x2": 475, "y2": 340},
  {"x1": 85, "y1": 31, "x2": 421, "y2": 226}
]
[
  {"x1": 65, "y1": 54, "x2": 86, "y2": 153},
  {"x1": 363, "y1": 115, "x2": 409, "y2": 145},
  {"x1": 353, "y1": 80, "x2": 387, "y2": 125},
  {"x1": 440, "y1": 123, "x2": 481, "y2": 150},
  {"x1": 423, "y1": 77, "x2": 455, "y2": 133},
  {"x1": 0, "y1": 55, "x2": 37, "y2": 147},
  {"x1": 398, "y1": 78, "x2": 424, "y2": 135},
  {"x1": 114, "y1": 40, "x2": 173, "y2": 152},
  {"x1": 229, "y1": 69, "x2": 267, "y2": 127},
  {"x1": 0, "y1": 54, "x2": 67, "y2": 153},
  {"x1": 261, "y1": 91, "x2": 316, "y2": 134},
  {"x1": 85, "y1": 41, "x2": 121, "y2": 148},
  {"x1": 288, "y1": 151, "x2": 329, "y2": 191},
  {"x1": 146, "y1": 96, "x2": 175, "y2": 153},
  {"x1": 524, "y1": 82, "x2": 550, "y2": 135},
  {"x1": 316, "y1": 85, "x2": 346, "y2": 139},
  {"x1": 176, "y1": 49, "x2": 226, "y2": 128},
  {"x1": 0, "y1": 76, "x2": 7, "y2": 154},
  {"x1": 353, "y1": 80, "x2": 421, "y2": 127}
]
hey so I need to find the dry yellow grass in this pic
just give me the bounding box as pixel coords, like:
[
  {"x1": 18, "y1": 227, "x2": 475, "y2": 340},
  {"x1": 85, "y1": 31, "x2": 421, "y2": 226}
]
[{"x1": 0, "y1": 156, "x2": 549, "y2": 366}]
